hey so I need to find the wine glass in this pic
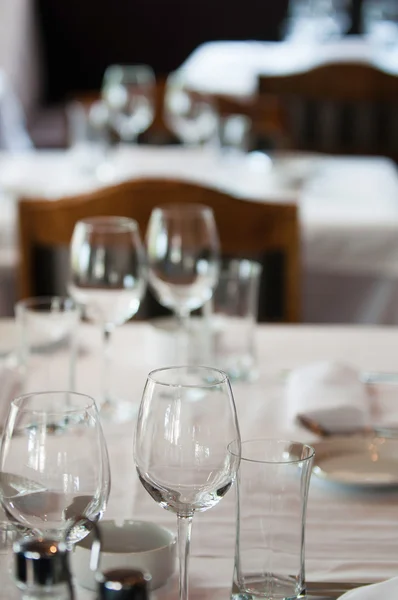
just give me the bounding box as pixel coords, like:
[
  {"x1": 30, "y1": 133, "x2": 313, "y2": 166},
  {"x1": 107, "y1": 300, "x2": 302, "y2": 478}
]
[
  {"x1": 0, "y1": 391, "x2": 110, "y2": 545},
  {"x1": 69, "y1": 216, "x2": 147, "y2": 420},
  {"x1": 146, "y1": 204, "x2": 220, "y2": 363},
  {"x1": 134, "y1": 366, "x2": 241, "y2": 600},
  {"x1": 362, "y1": 0, "x2": 398, "y2": 55},
  {"x1": 284, "y1": 0, "x2": 351, "y2": 41},
  {"x1": 102, "y1": 64, "x2": 156, "y2": 143},
  {"x1": 164, "y1": 71, "x2": 219, "y2": 147}
]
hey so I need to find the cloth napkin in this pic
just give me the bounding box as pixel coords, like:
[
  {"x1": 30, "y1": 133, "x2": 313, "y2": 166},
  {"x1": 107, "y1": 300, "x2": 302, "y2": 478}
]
[
  {"x1": 339, "y1": 576, "x2": 398, "y2": 598},
  {"x1": 285, "y1": 361, "x2": 372, "y2": 435}
]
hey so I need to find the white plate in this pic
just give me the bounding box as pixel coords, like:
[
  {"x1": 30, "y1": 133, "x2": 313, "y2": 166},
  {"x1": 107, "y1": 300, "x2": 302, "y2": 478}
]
[{"x1": 312, "y1": 435, "x2": 398, "y2": 488}]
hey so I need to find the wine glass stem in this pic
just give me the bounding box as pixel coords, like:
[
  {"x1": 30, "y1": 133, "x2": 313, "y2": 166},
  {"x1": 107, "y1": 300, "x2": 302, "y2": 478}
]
[
  {"x1": 101, "y1": 324, "x2": 113, "y2": 406},
  {"x1": 177, "y1": 514, "x2": 193, "y2": 600}
]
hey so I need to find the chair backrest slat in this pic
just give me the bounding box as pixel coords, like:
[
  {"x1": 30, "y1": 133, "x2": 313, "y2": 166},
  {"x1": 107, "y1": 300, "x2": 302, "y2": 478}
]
[{"x1": 259, "y1": 62, "x2": 398, "y2": 158}]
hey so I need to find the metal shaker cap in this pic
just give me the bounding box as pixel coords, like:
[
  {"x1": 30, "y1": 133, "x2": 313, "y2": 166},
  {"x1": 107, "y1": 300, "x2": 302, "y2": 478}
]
[
  {"x1": 13, "y1": 537, "x2": 71, "y2": 587},
  {"x1": 97, "y1": 568, "x2": 151, "y2": 600}
]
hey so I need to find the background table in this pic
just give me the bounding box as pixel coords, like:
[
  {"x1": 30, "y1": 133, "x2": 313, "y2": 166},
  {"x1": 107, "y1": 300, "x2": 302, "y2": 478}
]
[
  {"x1": 1, "y1": 146, "x2": 398, "y2": 325},
  {"x1": 179, "y1": 37, "x2": 398, "y2": 99},
  {"x1": 2, "y1": 320, "x2": 398, "y2": 598}
]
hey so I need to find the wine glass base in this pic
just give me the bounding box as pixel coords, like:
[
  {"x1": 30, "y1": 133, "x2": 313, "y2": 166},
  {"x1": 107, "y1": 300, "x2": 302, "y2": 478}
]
[{"x1": 99, "y1": 398, "x2": 139, "y2": 423}]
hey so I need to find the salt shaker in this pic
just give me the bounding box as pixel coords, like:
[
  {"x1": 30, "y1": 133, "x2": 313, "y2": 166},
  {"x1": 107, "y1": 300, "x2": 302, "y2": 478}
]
[
  {"x1": 13, "y1": 537, "x2": 75, "y2": 600},
  {"x1": 96, "y1": 568, "x2": 151, "y2": 599}
]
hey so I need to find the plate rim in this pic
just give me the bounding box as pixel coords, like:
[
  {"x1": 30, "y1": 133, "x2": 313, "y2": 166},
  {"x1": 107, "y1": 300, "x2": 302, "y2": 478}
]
[{"x1": 311, "y1": 435, "x2": 398, "y2": 488}]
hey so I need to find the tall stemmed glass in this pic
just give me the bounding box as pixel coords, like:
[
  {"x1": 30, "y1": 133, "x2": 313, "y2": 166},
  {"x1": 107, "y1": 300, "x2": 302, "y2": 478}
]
[
  {"x1": 146, "y1": 204, "x2": 220, "y2": 363},
  {"x1": 0, "y1": 391, "x2": 110, "y2": 545},
  {"x1": 102, "y1": 64, "x2": 156, "y2": 143},
  {"x1": 164, "y1": 71, "x2": 219, "y2": 147},
  {"x1": 134, "y1": 366, "x2": 241, "y2": 600},
  {"x1": 69, "y1": 216, "x2": 147, "y2": 419}
]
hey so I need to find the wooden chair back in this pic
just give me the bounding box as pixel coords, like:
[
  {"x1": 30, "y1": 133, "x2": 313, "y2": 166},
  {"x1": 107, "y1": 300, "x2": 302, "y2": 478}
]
[
  {"x1": 18, "y1": 179, "x2": 300, "y2": 322},
  {"x1": 258, "y1": 62, "x2": 398, "y2": 158}
]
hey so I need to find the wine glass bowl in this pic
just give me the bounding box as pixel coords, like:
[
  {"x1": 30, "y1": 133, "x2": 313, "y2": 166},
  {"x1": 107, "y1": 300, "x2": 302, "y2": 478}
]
[
  {"x1": 146, "y1": 204, "x2": 220, "y2": 318},
  {"x1": 69, "y1": 216, "x2": 147, "y2": 417},
  {"x1": 102, "y1": 64, "x2": 156, "y2": 143},
  {"x1": 134, "y1": 366, "x2": 240, "y2": 599},
  {"x1": 164, "y1": 72, "x2": 219, "y2": 146},
  {"x1": 69, "y1": 216, "x2": 146, "y2": 326},
  {"x1": 0, "y1": 391, "x2": 111, "y2": 545}
]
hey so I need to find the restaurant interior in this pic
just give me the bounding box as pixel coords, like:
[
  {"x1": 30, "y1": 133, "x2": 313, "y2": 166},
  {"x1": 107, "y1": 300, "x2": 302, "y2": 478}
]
[{"x1": 1, "y1": 1, "x2": 398, "y2": 599}]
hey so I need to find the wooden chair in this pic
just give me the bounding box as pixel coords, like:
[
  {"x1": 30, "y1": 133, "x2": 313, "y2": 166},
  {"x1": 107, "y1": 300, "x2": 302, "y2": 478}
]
[
  {"x1": 258, "y1": 63, "x2": 398, "y2": 160},
  {"x1": 18, "y1": 179, "x2": 300, "y2": 322},
  {"x1": 210, "y1": 92, "x2": 288, "y2": 151}
]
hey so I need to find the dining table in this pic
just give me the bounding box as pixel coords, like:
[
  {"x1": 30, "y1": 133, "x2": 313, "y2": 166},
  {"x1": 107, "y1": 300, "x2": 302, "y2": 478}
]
[
  {"x1": 1, "y1": 145, "x2": 398, "y2": 326},
  {"x1": 1, "y1": 318, "x2": 398, "y2": 598},
  {"x1": 177, "y1": 36, "x2": 398, "y2": 99}
]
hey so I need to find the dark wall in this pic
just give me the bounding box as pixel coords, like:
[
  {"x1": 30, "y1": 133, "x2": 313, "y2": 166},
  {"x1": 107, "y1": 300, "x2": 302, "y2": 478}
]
[
  {"x1": 36, "y1": 0, "x2": 362, "y2": 104},
  {"x1": 36, "y1": 0, "x2": 287, "y2": 102}
]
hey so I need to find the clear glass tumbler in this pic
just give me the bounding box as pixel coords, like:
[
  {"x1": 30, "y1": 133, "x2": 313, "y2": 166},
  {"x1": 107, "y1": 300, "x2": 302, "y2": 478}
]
[
  {"x1": 230, "y1": 439, "x2": 315, "y2": 600},
  {"x1": 209, "y1": 259, "x2": 262, "y2": 382},
  {"x1": 15, "y1": 296, "x2": 80, "y2": 394}
]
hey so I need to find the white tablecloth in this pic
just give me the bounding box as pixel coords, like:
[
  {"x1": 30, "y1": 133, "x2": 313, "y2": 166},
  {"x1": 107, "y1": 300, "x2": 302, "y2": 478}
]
[
  {"x1": 2, "y1": 321, "x2": 398, "y2": 598},
  {"x1": 77, "y1": 322, "x2": 398, "y2": 598},
  {"x1": 1, "y1": 146, "x2": 398, "y2": 324},
  {"x1": 179, "y1": 37, "x2": 398, "y2": 98}
]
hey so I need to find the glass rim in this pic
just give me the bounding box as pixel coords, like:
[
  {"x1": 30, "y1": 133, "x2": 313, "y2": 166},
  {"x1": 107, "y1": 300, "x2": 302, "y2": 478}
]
[
  {"x1": 76, "y1": 216, "x2": 139, "y2": 233},
  {"x1": 147, "y1": 365, "x2": 229, "y2": 388},
  {"x1": 10, "y1": 391, "x2": 97, "y2": 415},
  {"x1": 228, "y1": 438, "x2": 315, "y2": 464},
  {"x1": 15, "y1": 296, "x2": 78, "y2": 312},
  {"x1": 152, "y1": 203, "x2": 215, "y2": 219}
]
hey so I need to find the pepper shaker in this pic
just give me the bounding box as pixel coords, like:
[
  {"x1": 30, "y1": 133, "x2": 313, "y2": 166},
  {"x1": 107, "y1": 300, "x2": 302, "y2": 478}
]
[
  {"x1": 13, "y1": 537, "x2": 75, "y2": 600},
  {"x1": 96, "y1": 568, "x2": 151, "y2": 599}
]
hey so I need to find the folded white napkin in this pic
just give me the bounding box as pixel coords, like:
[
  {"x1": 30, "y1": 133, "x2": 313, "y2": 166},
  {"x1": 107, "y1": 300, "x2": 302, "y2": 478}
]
[
  {"x1": 285, "y1": 361, "x2": 372, "y2": 434},
  {"x1": 339, "y1": 576, "x2": 398, "y2": 598}
]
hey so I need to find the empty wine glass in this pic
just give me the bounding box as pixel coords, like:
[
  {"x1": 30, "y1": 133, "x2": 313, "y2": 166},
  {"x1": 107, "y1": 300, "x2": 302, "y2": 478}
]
[
  {"x1": 0, "y1": 391, "x2": 110, "y2": 545},
  {"x1": 284, "y1": 0, "x2": 351, "y2": 41},
  {"x1": 146, "y1": 204, "x2": 220, "y2": 363},
  {"x1": 164, "y1": 72, "x2": 219, "y2": 147},
  {"x1": 362, "y1": 0, "x2": 398, "y2": 56},
  {"x1": 102, "y1": 64, "x2": 156, "y2": 143},
  {"x1": 69, "y1": 216, "x2": 147, "y2": 420},
  {"x1": 134, "y1": 366, "x2": 241, "y2": 600}
]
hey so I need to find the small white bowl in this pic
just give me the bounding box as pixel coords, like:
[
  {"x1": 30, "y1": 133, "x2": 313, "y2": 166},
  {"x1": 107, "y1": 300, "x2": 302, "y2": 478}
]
[{"x1": 71, "y1": 519, "x2": 176, "y2": 591}]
